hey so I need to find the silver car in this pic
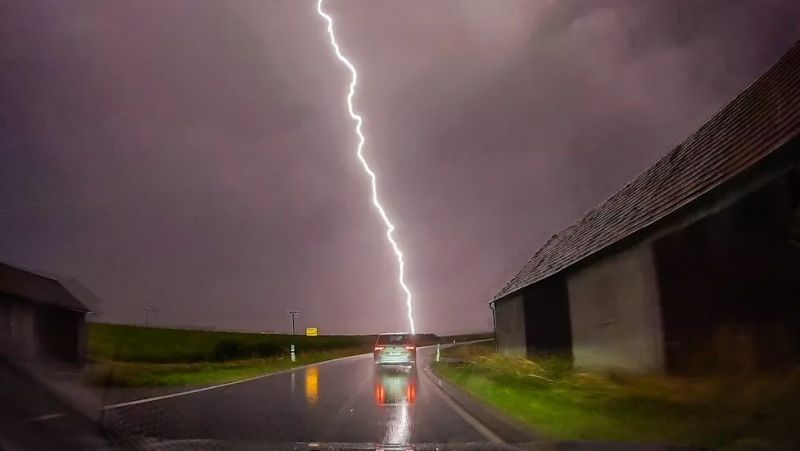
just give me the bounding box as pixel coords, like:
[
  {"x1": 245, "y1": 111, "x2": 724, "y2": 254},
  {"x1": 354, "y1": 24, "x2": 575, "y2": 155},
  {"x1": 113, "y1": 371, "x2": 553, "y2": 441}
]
[{"x1": 373, "y1": 333, "x2": 416, "y2": 366}]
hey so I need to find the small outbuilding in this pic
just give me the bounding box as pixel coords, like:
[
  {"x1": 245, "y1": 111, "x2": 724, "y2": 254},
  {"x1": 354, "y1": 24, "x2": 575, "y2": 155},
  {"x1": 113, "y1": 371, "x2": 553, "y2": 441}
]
[{"x1": 0, "y1": 262, "x2": 90, "y2": 364}]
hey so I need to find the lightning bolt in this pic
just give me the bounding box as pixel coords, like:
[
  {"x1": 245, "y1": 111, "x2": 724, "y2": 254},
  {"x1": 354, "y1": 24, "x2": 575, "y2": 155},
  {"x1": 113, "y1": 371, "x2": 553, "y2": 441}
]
[{"x1": 316, "y1": 0, "x2": 416, "y2": 335}]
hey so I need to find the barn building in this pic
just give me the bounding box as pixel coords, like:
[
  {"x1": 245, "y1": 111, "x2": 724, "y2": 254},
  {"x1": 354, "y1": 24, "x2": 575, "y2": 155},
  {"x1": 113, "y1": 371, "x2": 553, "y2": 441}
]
[
  {"x1": 0, "y1": 262, "x2": 90, "y2": 364},
  {"x1": 491, "y1": 42, "x2": 800, "y2": 374}
]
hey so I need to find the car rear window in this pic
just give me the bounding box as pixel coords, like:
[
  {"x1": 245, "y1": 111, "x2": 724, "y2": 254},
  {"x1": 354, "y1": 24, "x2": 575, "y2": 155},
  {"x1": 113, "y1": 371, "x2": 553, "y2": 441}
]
[{"x1": 377, "y1": 334, "x2": 412, "y2": 345}]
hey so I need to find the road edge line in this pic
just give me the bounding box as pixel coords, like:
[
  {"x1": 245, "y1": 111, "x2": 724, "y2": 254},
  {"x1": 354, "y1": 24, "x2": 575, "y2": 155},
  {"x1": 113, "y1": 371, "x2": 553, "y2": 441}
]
[
  {"x1": 423, "y1": 340, "x2": 541, "y2": 444},
  {"x1": 422, "y1": 364, "x2": 505, "y2": 444}
]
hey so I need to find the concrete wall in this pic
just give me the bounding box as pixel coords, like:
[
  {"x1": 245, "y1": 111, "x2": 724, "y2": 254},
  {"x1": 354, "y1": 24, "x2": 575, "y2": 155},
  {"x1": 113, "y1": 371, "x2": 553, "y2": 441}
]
[
  {"x1": 566, "y1": 243, "x2": 665, "y2": 372},
  {"x1": 35, "y1": 306, "x2": 83, "y2": 362},
  {"x1": 0, "y1": 300, "x2": 9, "y2": 356},
  {"x1": 76, "y1": 318, "x2": 87, "y2": 363},
  {"x1": 9, "y1": 302, "x2": 37, "y2": 360},
  {"x1": 494, "y1": 295, "x2": 526, "y2": 356},
  {"x1": 523, "y1": 277, "x2": 572, "y2": 356},
  {"x1": 654, "y1": 170, "x2": 800, "y2": 373}
]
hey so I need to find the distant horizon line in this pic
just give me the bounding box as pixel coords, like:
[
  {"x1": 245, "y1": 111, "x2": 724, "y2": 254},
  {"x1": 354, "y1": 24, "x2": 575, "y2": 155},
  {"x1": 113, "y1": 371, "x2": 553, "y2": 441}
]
[{"x1": 87, "y1": 319, "x2": 492, "y2": 337}]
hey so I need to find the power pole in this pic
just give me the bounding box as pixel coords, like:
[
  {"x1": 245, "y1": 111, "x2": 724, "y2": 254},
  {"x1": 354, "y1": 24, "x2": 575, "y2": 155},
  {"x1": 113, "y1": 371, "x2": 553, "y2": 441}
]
[{"x1": 286, "y1": 310, "x2": 299, "y2": 335}]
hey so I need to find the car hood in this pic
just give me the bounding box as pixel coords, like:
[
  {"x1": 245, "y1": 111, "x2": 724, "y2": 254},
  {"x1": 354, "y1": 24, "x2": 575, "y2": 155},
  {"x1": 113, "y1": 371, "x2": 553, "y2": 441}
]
[{"x1": 132, "y1": 438, "x2": 697, "y2": 451}]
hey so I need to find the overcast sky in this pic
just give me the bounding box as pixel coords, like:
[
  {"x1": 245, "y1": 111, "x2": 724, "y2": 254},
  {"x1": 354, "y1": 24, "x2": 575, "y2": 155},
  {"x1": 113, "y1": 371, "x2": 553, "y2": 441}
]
[{"x1": 2, "y1": 0, "x2": 799, "y2": 334}]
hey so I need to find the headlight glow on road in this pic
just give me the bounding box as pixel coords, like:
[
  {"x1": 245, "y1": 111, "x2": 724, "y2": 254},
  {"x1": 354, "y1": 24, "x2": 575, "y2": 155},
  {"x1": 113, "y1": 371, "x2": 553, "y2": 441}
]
[{"x1": 316, "y1": 0, "x2": 416, "y2": 334}]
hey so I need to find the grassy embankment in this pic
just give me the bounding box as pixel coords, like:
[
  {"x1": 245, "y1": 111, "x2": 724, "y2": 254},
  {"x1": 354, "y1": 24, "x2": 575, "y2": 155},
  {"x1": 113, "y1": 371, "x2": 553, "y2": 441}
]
[
  {"x1": 85, "y1": 323, "x2": 490, "y2": 387},
  {"x1": 432, "y1": 343, "x2": 800, "y2": 450},
  {"x1": 85, "y1": 323, "x2": 377, "y2": 387}
]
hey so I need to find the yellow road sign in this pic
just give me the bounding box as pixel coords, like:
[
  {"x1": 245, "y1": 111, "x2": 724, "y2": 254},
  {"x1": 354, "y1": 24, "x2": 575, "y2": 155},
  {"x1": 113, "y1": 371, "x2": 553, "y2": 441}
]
[{"x1": 305, "y1": 327, "x2": 318, "y2": 337}]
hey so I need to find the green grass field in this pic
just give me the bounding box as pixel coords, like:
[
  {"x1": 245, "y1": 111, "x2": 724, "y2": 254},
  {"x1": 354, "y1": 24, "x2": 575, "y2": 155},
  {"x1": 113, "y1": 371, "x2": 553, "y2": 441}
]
[
  {"x1": 433, "y1": 343, "x2": 800, "y2": 449},
  {"x1": 83, "y1": 349, "x2": 362, "y2": 387},
  {"x1": 88, "y1": 323, "x2": 377, "y2": 363},
  {"x1": 86, "y1": 323, "x2": 378, "y2": 386}
]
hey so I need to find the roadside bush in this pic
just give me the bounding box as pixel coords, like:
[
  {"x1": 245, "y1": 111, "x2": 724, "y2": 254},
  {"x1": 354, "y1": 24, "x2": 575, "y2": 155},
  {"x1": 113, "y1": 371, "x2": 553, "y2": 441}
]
[
  {"x1": 213, "y1": 340, "x2": 247, "y2": 361},
  {"x1": 211, "y1": 340, "x2": 286, "y2": 361},
  {"x1": 89, "y1": 323, "x2": 378, "y2": 363},
  {"x1": 252, "y1": 342, "x2": 284, "y2": 358}
]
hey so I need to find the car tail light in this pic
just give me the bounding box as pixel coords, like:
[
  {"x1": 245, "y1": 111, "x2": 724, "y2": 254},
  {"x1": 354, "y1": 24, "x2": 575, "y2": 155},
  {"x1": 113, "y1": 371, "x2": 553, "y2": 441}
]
[
  {"x1": 374, "y1": 346, "x2": 384, "y2": 351},
  {"x1": 404, "y1": 345, "x2": 415, "y2": 350}
]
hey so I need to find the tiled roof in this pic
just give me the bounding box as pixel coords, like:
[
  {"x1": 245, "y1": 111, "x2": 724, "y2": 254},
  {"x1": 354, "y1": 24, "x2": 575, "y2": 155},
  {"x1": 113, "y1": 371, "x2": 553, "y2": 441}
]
[
  {"x1": 493, "y1": 41, "x2": 800, "y2": 302},
  {"x1": 0, "y1": 262, "x2": 90, "y2": 312}
]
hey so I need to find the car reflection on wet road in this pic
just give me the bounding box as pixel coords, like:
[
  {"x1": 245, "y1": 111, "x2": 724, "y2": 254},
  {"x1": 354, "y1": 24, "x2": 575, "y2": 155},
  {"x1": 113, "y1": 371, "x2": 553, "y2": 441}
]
[{"x1": 374, "y1": 367, "x2": 417, "y2": 407}]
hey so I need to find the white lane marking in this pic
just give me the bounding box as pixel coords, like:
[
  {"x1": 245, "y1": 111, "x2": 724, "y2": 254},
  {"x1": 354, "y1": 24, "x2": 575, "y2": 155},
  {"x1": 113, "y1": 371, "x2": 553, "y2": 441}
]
[
  {"x1": 102, "y1": 352, "x2": 372, "y2": 410},
  {"x1": 29, "y1": 412, "x2": 67, "y2": 421}
]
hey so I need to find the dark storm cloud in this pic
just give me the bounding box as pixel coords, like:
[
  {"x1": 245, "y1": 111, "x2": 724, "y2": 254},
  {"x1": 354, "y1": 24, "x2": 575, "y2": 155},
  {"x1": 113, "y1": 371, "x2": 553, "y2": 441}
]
[{"x1": 1, "y1": 1, "x2": 799, "y2": 333}]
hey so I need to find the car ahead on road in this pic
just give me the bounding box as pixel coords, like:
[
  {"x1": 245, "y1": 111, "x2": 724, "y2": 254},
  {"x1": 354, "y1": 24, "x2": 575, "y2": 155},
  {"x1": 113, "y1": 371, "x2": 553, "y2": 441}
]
[{"x1": 373, "y1": 333, "x2": 416, "y2": 366}]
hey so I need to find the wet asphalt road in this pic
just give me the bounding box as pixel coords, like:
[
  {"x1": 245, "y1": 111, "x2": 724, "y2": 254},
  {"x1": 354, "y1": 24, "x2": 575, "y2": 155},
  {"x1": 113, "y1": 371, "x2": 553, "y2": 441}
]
[{"x1": 104, "y1": 346, "x2": 490, "y2": 447}]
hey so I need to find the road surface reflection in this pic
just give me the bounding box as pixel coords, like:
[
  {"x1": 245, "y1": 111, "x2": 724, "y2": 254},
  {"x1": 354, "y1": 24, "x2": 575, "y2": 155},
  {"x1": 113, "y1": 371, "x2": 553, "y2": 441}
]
[
  {"x1": 374, "y1": 366, "x2": 417, "y2": 446},
  {"x1": 374, "y1": 366, "x2": 417, "y2": 406},
  {"x1": 305, "y1": 366, "x2": 319, "y2": 405}
]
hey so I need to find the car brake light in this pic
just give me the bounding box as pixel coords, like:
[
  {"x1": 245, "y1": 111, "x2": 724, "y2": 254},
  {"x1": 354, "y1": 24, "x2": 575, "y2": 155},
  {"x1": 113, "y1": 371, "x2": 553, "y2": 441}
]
[
  {"x1": 374, "y1": 346, "x2": 384, "y2": 351},
  {"x1": 405, "y1": 345, "x2": 415, "y2": 350}
]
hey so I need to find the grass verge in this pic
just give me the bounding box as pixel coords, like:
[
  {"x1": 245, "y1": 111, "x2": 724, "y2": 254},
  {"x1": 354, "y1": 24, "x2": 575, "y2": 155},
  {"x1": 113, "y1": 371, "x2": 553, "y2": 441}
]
[
  {"x1": 88, "y1": 322, "x2": 492, "y2": 363},
  {"x1": 432, "y1": 343, "x2": 800, "y2": 450},
  {"x1": 83, "y1": 348, "x2": 363, "y2": 387},
  {"x1": 88, "y1": 323, "x2": 377, "y2": 363}
]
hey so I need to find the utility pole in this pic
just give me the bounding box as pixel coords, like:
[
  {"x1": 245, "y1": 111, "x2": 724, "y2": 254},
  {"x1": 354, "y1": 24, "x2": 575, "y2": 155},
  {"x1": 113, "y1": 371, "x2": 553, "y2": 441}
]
[
  {"x1": 144, "y1": 307, "x2": 153, "y2": 327},
  {"x1": 286, "y1": 310, "x2": 299, "y2": 335}
]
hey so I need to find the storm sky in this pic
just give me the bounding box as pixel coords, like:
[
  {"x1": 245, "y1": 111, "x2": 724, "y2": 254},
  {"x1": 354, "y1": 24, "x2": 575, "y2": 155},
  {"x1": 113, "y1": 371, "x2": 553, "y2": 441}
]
[{"x1": 2, "y1": 1, "x2": 799, "y2": 334}]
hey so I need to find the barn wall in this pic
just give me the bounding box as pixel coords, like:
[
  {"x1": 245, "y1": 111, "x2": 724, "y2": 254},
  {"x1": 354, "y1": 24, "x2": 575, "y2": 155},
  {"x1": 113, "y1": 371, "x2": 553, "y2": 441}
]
[
  {"x1": 566, "y1": 243, "x2": 665, "y2": 372},
  {"x1": 9, "y1": 301, "x2": 37, "y2": 360},
  {"x1": 655, "y1": 169, "x2": 800, "y2": 373},
  {"x1": 0, "y1": 299, "x2": 10, "y2": 357},
  {"x1": 35, "y1": 306, "x2": 82, "y2": 362},
  {"x1": 494, "y1": 295, "x2": 526, "y2": 356},
  {"x1": 76, "y1": 317, "x2": 87, "y2": 363},
  {"x1": 523, "y1": 277, "x2": 572, "y2": 357},
  {"x1": 1, "y1": 296, "x2": 87, "y2": 363}
]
